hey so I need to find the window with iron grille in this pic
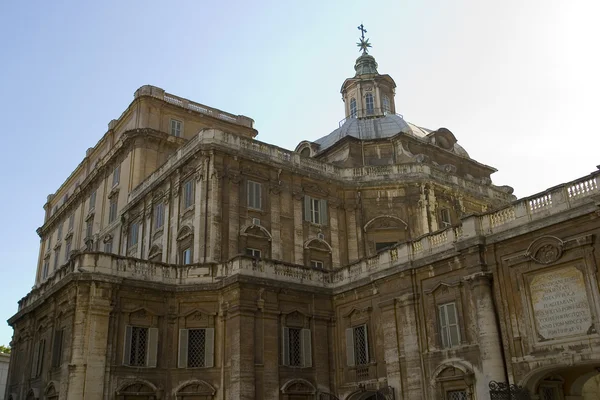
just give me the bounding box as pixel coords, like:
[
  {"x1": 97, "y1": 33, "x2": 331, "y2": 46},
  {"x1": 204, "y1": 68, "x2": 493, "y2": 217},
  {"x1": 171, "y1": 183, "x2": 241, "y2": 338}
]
[
  {"x1": 51, "y1": 329, "x2": 64, "y2": 368},
  {"x1": 447, "y1": 390, "x2": 467, "y2": 400},
  {"x1": 439, "y1": 302, "x2": 461, "y2": 348},
  {"x1": 345, "y1": 324, "x2": 369, "y2": 366},
  {"x1": 247, "y1": 180, "x2": 262, "y2": 210},
  {"x1": 183, "y1": 179, "x2": 194, "y2": 209},
  {"x1": 178, "y1": 328, "x2": 214, "y2": 368},
  {"x1": 170, "y1": 119, "x2": 182, "y2": 137},
  {"x1": 112, "y1": 165, "x2": 120, "y2": 187},
  {"x1": 108, "y1": 197, "x2": 118, "y2": 223},
  {"x1": 365, "y1": 93, "x2": 374, "y2": 115},
  {"x1": 282, "y1": 327, "x2": 311, "y2": 368},
  {"x1": 154, "y1": 203, "x2": 164, "y2": 229},
  {"x1": 304, "y1": 196, "x2": 328, "y2": 225},
  {"x1": 129, "y1": 327, "x2": 147, "y2": 366}
]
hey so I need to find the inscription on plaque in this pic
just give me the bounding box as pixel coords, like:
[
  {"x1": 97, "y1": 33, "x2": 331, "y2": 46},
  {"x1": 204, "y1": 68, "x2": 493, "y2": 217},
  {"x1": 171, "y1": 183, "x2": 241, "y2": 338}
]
[{"x1": 530, "y1": 265, "x2": 592, "y2": 340}]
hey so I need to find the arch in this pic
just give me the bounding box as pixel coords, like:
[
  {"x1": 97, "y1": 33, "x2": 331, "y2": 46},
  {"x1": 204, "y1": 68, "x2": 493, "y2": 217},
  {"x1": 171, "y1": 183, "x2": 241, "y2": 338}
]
[
  {"x1": 570, "y1": 370, "x2": 600, "y2": 396},
  {"x1": 148, "y1": 244, "x2": 162, "y2": 258},
  {"x1": 519, "y1": 361, "x2": 600, "y2": 394},
  {"x1": 174, "y1": 379, "x2": 216, "y2": 397},
  {"x1": 363, "y1": 215, "x2": 408, "y2": 232},
  {"x1": 304, "y1": 237, "x2": 332, "y2": 253},
  {"x1": 25, "y1": 388, "x2": 39, "y2": 400},
  {"x1": 116, "y1": 379, "x2": 158, "y2": 395},
  {"x1": 240, "y1": 223, "x2": 273, "y2": 241},
  {"x1": 346, "y1": 388, "x2": 393, "y2": 400},
  {"x1": 429, "y1": 359, "x2": 476, "y2": 387},
  {"x1": 44, "y1": 381, "x2": 59, "y2": 397},
  {"x1": 176, "y1": 225, "x2": 193, "y2": 241},
  {"x1": 281, "y1": 378, "x2": 316, "y2": 394}
]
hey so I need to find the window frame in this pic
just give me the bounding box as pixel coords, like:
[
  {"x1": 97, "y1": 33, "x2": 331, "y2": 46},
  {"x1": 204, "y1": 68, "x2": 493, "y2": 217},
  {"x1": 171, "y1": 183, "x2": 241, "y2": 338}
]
[
  {"x1": 64, "y1": 239, "x2": 72, "y2": 262},
  {"x1": 68, "y1": 213, "x2": 74, "y2": 231},
  {"x1": 89, "y1": 190, "x2": 97, "y2": 212},
  {"x1": 128, "y1": 222, "x2": 139, "y2": 247},
  {"x1": 438, "y1": 302, "x2": 461, "y2": 348},
  {"x1": 350, "y1": 97, "x2": 357, "y2": 118},
  {"x1": 112, "y1": 165, "x2": 120, "y2": 187},
  {"x1": 245, "y1": 248, "x2": 261, "y2": 258},
  {"x1": 108, "y1": 197, "x2": 118, "y2": 224},
  {"x1": 247, "y1": 180, "x2": 262, "y2": 210},
  {"x1": 42, "y1": 259, "x2": 50, "y2": 280},
  {"x1": 440, "y1": 208, "x2": 451, "y2": 228},
  {"x1": 181, "y1": 247, "x2": 192, "y2": 265},
  {"x1": 346, "y1": 324, "x2": 369, "y2": 366},
  {"x1": 170, "y1": 118, "x2": 183, "y2": 137},
  {"x1": 154, "y1": 202, "x2": 165, "y2": 229},
  {"x1": 178, "y1": 327, "x2": 215, "y2": 369},
  {"x1": 282, "y1": 327, "x2": 312, "y2": 368},
  {"x1": 382, "y1": 95, "x2": 391, "y2": 115},
  {"x1": 365, "y1": 93, "x2": 374, "y2": 115},
  {"x1": 182, "y1": 179, "x2": 194, "y2": 210},
  {"x1": 123, "y1": 325, "x2": 158, "y2": 368},
  {"x1": 310, "y1": 260, "x2": 324, "y2": 269},
  {"x1": 304, "y1": 196, "x2": 328, "y2": 225}
]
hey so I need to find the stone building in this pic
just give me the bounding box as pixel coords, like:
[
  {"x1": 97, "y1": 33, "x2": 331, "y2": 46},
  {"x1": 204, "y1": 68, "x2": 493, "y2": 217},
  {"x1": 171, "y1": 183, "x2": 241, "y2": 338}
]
[{"x1": 5, "y1": 40, "x2": 600, "y2": 400}]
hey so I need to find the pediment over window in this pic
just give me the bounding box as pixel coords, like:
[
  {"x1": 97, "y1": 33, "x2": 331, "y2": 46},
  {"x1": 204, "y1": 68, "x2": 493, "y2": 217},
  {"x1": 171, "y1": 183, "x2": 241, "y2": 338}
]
[
  {"x1": 116, "y1": 380, "x2": 157, "y2": 395},
  {"x1": 175, "y1": 379, "x2": 216, "y2": 396},
  {"x1": 343, "y1": 306, "x2": 372, "y2": 320},
  {"x1": 364, "y1": 215, "x2": 408, "y2": 232},
  {"x1": 281, "y1": 378, "x2": 316, "y2": 394},
  {"x1": 148, "y1": 245, "x2": 162, "y2": 259},
  {"x1": 304, "y1": 238, "x2": 332, "y2": 253},
  {"x1": 177, "y1": 225, "x2": 193, "y2": 241},
  {"x1": 425, "y1": 281, "x2": 461, "y2": 295},
  {"x1": 283, "y1": 309, "x2": 309, "y2": 328},
  {"x1": 240, "y1": 224, "x2": 272, "y2": 240}
]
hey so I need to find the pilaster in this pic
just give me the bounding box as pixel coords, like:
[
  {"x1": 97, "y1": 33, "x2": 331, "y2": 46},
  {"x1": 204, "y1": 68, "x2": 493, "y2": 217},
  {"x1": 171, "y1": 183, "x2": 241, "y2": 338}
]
[
  {"x1": 270, "y1": 186, "x2": 282, "y2": 260},
  {"x1": 293, "y1": 192, "x2": 304, "y2": 264},
  {"x1": 378, "y1": 299, "x2": 402, "y2": 396},
  {"x1": 398, "y1": 293, "x2": 423, "y2": 398}
]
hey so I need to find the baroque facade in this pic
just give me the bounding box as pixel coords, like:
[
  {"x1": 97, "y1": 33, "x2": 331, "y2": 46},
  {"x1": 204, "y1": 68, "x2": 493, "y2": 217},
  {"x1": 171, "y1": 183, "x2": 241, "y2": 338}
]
[{"x1": 5, "y1": 46, "x2": 600, "y2": 400}]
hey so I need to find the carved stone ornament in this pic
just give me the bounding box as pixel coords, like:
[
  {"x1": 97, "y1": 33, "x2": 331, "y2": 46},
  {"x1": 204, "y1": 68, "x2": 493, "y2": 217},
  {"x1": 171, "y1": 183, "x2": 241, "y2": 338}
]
[{"x1": 525, "y1": 236, "x2": 564, "y2": 265}]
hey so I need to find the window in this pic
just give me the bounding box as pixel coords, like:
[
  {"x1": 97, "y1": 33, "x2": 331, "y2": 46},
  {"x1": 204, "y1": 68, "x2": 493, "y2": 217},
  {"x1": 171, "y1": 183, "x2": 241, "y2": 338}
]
[
  {"x1": 183, "y1": 179, "x2": 194, "y2": 209},
  {"x1": 64, "y1": 239, "x2": 71, "y2": 262},
  {"x1": 86, "y1": 219, "x2": 93, "y2": 239},
  {"x1": 154, "y1": 203, "x2": 164, "y2": 229},
  {"x1": 310, "y1": 260, "x2": 323, "y2": 269},
  {"x1": 123, "y1": 326, "x2": 158, "y2": 367},
  {"x1": 128, "y1": 222, "x2": 139, "y2": 247},
  {"x1": 108, "y1": 197, "x2": 118, "y2": 223},
  {"x1": 383, "y1": 95, "x2": 391, "y2": 115},
  {"x1": 446, "y1": 390, "x2": 467, "y2": 400},
  {"x1": 247, "y1": 180, "x2": 262, "y2": 210},
  {"x1": 350, "y1": 97, "x2": 357, "y2": 118},
  {"x1": 51, "y1": 329, "x2": 64, "y2": 368},
  {"x1": 375, "y1": 242, "x2": 396, "y2": 252},
  {"x1": 42, "y1": 260, "x2": 49, "y2": 279},
  {"x1": 31, "y1": 338, "x2": 46, "y2": 378},
  {"x1": 282, "y1": 327, "x2": 312, "y2": 367},
  {"x1": 112, "y1": 165, "x2": 120, "y2": 187},
  {"x1": 439, "y1": 302, "x2": 460, "y2": 348},
  {"x1": 365, "y1": 93, "x2": 374, "y2": 115},
  {"x1": 104, "y1": 241, "x2": 113, "y2": 254},
  {"x1": 346, "y1": 324, "x2": 369, "y2": 366},
  {"x1": 245, "y1": 248, "x2": 261, "y2": 258},
  {"x1": 440, "y1": 208, "x2": 451, "y2": 228},
  {"x1": 178, "y1": 328, "x2": 215, "y2": 368},
  {"x1": 182, "y1": 248, "x2": 192, "y2": 265},
  {"x1": 304, "y1": 196, "x2": 328, "y2": 225},
  {"x1": 68, "y1": 213, "x2": 74, "y2": 231},
  {"x1": 89, "y1": 190, "x2": 97, "y2": 212},
  {"x1": 54, "y1": 247, "x2": 61, "y2": 270},
  {"x1": 170, "y1": 119, "x2": 182, "y2": 137},
  {"x1": 57, "y1": 224, "x2": 63, "y2": 241},
  {"x1": 46, "y1": 236, "x2": 51, "y2": 252}
]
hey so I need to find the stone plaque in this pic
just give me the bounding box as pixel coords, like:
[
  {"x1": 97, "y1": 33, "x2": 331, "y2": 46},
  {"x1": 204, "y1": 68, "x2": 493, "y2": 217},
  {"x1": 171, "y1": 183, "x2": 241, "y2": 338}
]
[{"x1": 530, "y1": 265, "x2": 592, "y2": 340}]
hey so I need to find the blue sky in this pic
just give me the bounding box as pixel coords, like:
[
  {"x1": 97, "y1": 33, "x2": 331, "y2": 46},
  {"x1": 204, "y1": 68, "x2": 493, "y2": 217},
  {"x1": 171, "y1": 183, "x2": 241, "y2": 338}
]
[{"x1": 0, "y1": 0, "x2": 598, "y2": 346}]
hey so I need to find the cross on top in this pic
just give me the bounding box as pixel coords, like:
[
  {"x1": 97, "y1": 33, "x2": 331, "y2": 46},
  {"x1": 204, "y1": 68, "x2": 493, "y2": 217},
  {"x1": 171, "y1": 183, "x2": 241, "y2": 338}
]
[
  {"x1": 357, "y1": 24, "x2": 367, "y2": 40},
  {"x1": 356, "y1": 24, "x2": 372, "y2": 54}
]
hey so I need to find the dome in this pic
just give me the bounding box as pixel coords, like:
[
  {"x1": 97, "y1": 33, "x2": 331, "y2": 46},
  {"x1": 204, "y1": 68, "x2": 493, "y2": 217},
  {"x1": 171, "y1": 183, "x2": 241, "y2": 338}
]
[{"x1": 313, "y1": 114, "x2": 431, "y2": 154}]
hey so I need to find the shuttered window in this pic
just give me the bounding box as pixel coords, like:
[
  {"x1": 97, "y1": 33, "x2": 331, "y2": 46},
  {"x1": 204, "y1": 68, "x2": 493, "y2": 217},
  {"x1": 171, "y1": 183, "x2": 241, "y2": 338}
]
[
  {"x1": 31, "y1": 338, "x2": 45, "y2": 378},
  {"x1": 247, "y1": 181, "x2": 262, "y2": 210},
  {"x1": 123, "y1": 326, "x2": 158, "y2": 367},
  {"x1": 51, "y1": 329, "x2": 64, "y2": 368},
  {"x1": 170, "y1": 119, "x2": 182, "y2": 137},
  {"x1": 304, "y1": 196, "x2": 328, "y2": 225},
  {"x1": 345, "y1": 325, "x2": 369, "y2": 366},
  {"x1": 439, "y1": 302, "x2": 460, "y2": 348},
  {"x1": 281, "y1": 327, "x2": 312, "y2": 368},
  {"x1": 183, "y1": 180, "x2": 194, "y2": 209},
  {"x1": 178, "y1": 328, "x2": 214, "y2": 368}
]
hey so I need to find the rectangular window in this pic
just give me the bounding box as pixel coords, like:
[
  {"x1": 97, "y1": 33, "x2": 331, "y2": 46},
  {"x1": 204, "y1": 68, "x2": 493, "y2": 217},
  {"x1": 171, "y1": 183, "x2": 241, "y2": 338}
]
[
  {"x1": 51, "y1": 329, "x2": 64, "y2": 368},
  {"x1": 64, "y1": 239, "x2": 71, "y2": 262},
  {"x1": 304, "y1": 196, "x2": 328, "y2": 225},
  {"x1": 247, "y1": 180, "x2": 262, "y2": 210},
  {"x1": 439, "y1": 302, "x2": 461, "y2": 348},
  {"x1": 68, "y1": 213, "x2": 74, "y2": 231},
  {"x1": 310, "y1": 260, "x2": 323, "y2": 269},
  {"x1": 104, "y1": 241, "x2": 113, "y2": 253},
  {"x1": 154, "y1": 203, "x2": 165, "y2": 229},
  {"x1": 31, "y1": 338, "x2": 46, "y2": 378},
  {"x1": 42, "y1": 260, "x2": 49, "y2": 279},
  {"x1": 182, "y1": 248, "x2": 192, "y2": 265},
  {"x1": 183, "y1": 179, "x2": 194, "y2": 209},
  {"x1": 86, "y1": 220, "x2": 93, "y2": 239},
  {"x1": 346, "y1": 324, "x2": 369, "y2": 366},
  {"x1": 440, "y1": 208, "x2": 451, "y2": 227},
  {"x1": 112, "y1": 165, "x2": 120, "y2": 187},
  {"x1": 128, "y1": 222, "x2": 139, "y2": 247},
  {"x1": 54, "y1": 247, "x2": 61, "y2": 270},
  {"x1": 123, "y1": 326, "x2": 158, "y2": 367},
  {"x1": 170, "y1": 119, "x2": 182, "y2": 137},
  {"x1": 375, "y1": 242, "x2": 396, "y2": 252},
  {"x1": 245, "y1": 248, "x2": 261, "y2": 258},
  {"x1": 46, "y1": 236, "x2": 51, "y2": 252},
  {"x1": 282, "y1": 327, "x2": 312, "y2": 367},
  {"x1": 89, "y1": 190, "x2": 97, "y2": 212},
  {"x1": 447, "y1": 390, "x2": 468, "y2": 400},
  {"x1": 178, "y1": 328, "x2": 215, "y2": 368},
  {"x1": 108, "y1": 197, "x2": 118, "y2": 223},
  {"x1": 57, "y1": 224, "x2": 63, "y2": 241}
]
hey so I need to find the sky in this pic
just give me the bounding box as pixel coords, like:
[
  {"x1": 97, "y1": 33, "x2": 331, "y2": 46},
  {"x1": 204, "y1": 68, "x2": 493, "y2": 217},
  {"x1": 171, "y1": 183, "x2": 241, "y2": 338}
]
[{"x1": 0, "y1": 0, "x2": 598, "y2": 346}]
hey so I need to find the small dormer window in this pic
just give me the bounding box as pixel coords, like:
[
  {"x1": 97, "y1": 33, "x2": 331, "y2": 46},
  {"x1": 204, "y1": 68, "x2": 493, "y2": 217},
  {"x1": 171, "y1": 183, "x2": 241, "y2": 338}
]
[
  {"x1": 365, "y1": 94, "x2": 374, "y2": 115},
  {"x1": 383, "y1": 95, "x2": 391, "y2": 115},
  {"x1": 350, "y1": 98, "x2": 357, "y2": 118}
]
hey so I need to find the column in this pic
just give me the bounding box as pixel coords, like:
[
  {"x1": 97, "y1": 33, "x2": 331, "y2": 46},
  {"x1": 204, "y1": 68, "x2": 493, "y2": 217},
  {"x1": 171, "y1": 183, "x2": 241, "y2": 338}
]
[
  {"x1": 169, "y1": 182, "x2": 180, "y2": 264},
  {"x1": 161, "y1": 188, "x2": 171, "y2": 263},
  {"x1": 346, "y1": 207, "x2": 359, "y2": 262},
  {"x1": 399, "y1": 293, "x2": 424, "y2": 398},
  {"x1": 194, "y1": 168, "x2": 205, "y2": 263},
  {"x1": 208, "y1": 163, "x2": 222, "y2": 262},
  {"x1": 466, "y1": 272, "x2": 505, "y2": 399},
  {"x1": 378, "y1": 299, "x2": 402, "y2": 395}
]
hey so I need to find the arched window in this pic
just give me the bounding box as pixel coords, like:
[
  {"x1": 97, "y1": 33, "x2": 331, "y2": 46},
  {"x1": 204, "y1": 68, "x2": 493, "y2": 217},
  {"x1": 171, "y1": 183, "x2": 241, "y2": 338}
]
[
  {"x1": 365, "y1": 94, "x2": 374, "y2": 115},
  {"x1": 350, "y1": 98, "x2": 357, "y2": 118},
  {"x1": 383, "y1": 95, "x2": 391, "y2": 115}
]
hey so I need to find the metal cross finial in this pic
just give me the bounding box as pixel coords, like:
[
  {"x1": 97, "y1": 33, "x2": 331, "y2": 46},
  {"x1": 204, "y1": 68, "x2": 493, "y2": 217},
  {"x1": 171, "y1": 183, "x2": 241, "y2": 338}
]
[{"x1": 357, "y1": 24, "x2": 367, "y2": 40}]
